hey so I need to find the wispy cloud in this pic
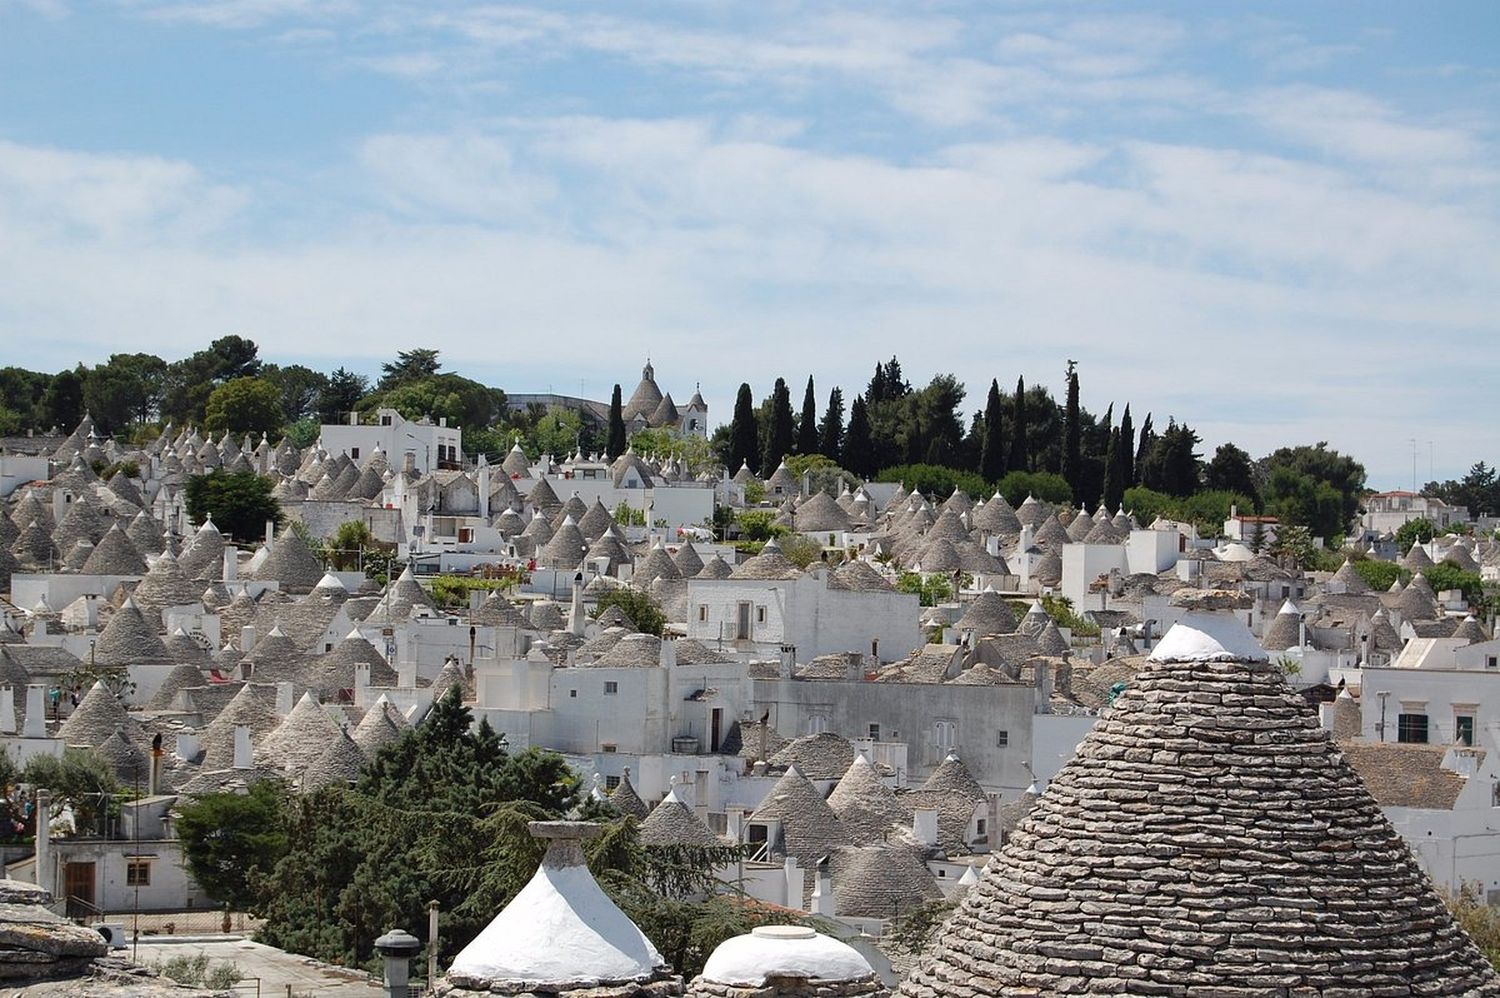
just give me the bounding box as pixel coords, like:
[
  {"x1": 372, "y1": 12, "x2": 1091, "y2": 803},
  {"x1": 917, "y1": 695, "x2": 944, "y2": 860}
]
[{"x1": 3, "y1": 2, "x2": 1498, "y2": 485}]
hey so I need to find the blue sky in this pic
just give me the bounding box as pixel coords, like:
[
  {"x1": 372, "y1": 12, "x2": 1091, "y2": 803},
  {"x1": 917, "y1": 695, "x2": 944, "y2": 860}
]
[{"x1": 1, "y1": 1, "x2": 1497, "y2": 489}]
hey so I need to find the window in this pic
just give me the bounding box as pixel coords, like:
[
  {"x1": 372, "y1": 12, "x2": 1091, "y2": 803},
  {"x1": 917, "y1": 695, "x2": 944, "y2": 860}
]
[
  {"x1": 604, "y1": 681, "x2": 619, "y2": 696},
  {"x1": 736, "y1": 602, "x2": 752, "y2": 640},
  {"x1": 996, "y1": 730, "x2": 1009, "y2": 747},
  {"x1": 976, "y1": 818, "x2": 987, "y2": 835},
  {"x1": 1488, "y1": 656, "x2": 1498, "y2": 670},
  {"x1": 458, "y1": 527, "x2": 474, "y2": 543},
  {"x1": 1397, "y1": 713, "x2": 1429, "y2": 744},
  {"x1": 569, "y1": 689, "x2": 577, "y2": 698},
  {"x1": 868, "y1": 723, "x2": 880, "y2": 741},
  {"x1": 325, "y1": 643, "x2": 333, "y2": 653},
  {"x1": 351, "y1": 447, "x2": 360, "y2": 460},
  {"x1": 1456, "y1": 715, "x2": 1475, "y2": 747},
  {"x1": 756, "y1": 606, "x2": 767, "y2": 624},
  {"x1": 938, "y1": 869, "x2": 947, "y2": 878},
  {"x1": 698, "y1": 605, "x2": 708, "y2": 622},
  {"x1": 126, "y1": 861, "x2": 151, "y2": 886},
  {"x1": 934, "y1": 720, "x2": 957, "y2": 753},
  {"x1": 605, "y1": 775, "x2": 620, "y2": 790},
  {"x1": 381, "y1": 415, "x2": 392, "y2": 426},
  {"x1": 601, "y1": 743, "x2": 617, "y2": 753}
]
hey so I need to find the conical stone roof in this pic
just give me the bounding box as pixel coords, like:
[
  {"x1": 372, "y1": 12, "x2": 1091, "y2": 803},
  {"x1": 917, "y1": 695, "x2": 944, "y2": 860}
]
[
  {"x1": 609, "y1": 768, "x2": 650, "y2": 820},
  {"x1": 352, "y1": 696, "x2": 410, "y2": 758},
  {"x1": 132, "y1": 550, "x2": 202, "y2": 612},
  {"x1": 749, "y1": 765, "x2": 848, "y2": 866},
  {"x1": 93, "y1": 598, "x2": 171, "y2": 667},
  {"x1": 301, "y1": 728, "x2": 367, "y2": 791},
  {"x1": 827, "y1": 753, "x2": 905, "y2": 845},
  {"x1": 254, "y1": 531, "x2": 325, "y2": 594},
  {"x1": 955, "y1": 590, "x2": 1018, "y2": 637},
  {"x1": 638, "y1": 785, "x2": 722, "y2": 848},
  {"x1": 899, "y1": 588, "x2": 1500, "y2": 997},
  {"x1": 81, "y1": 524, "x2": 147, "y2": 576},
  {"x1": 1262, "y1": 598, "x2": 1303, "y2": 651},
  {"x1": 58, "y1": 682, "x2": 145, "y2": 751},
  {"x1": 148, "y1": 663, "x2": 210, "y2": 710}
]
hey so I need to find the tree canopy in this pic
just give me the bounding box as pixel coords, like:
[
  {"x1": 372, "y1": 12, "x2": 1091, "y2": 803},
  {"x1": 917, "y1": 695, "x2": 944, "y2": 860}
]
[{"x1": 184, "y1": 470, "x2": 283, "y2": 543}]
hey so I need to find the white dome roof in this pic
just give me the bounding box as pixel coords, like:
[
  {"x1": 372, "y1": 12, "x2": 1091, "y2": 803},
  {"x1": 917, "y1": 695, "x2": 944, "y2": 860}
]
[
  {"x1": 1148, "y1": 607, "x2": 1268, "y2": 665},
  {"x1": 447, "y1": 824, "x2": 662, "y2": 985},
  {"x1": 700, "y1": 925, "x2": 872, "y2": 986}
]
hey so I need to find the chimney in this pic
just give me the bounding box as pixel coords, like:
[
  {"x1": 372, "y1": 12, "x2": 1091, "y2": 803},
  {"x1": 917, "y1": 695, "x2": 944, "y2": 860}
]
[
  {"x1": 32, "y1": 789, "x2": 50, "y2": 895},
  {"x1": 1298, "y1": 616, "x2": 1307, "y2": 650},
  {"x1": 398, "y1": 650, "x2": 416, "y2": 689},
  {"x1": 845, "y1": 653, "x2": 863, "y2": 681},
  {"x1": 240, "y1": 624, "x2": 257, "y2": 654},
  {"x1": 233, "y1": 725, "x2": 253, "y2": 769},
  {"x1": 348, "y1": 411, "x2": 358, "y2": 426},
  {"x1": 375, "y1": 929, "x2": 422, "y2": 998},
  {"x1": 569, "y1": 574, "x2": 586, "y2": 637},
  {"x1": 175, "y1": 731, "x2": 200, "y2": 764},
  {"x1": 0, "y1": 686, "x2": 14, "y2": 734},
  {"x1": 477, "y1": 455, "x2": 490, "y2": 522},
  {"x1": 403, "y1": 452, "x2": 417, "y2": 476},
  {"x1": 810, "y1": 862, "x2": 835, "y2": 915},
  {"x1": 1035, "y1": 660, "x2": 1054, "y2": 714},
  {"x1": 83, "y1": 595, "x2": 99, "y2": 631},
  {"x1": 223, "y1": 546, "x2": 237, "y2": 581},
  {"x1": 913, "y1": 806, "x2": 939, "y2": 846},
  {"x1": 726, "y1": 805, "x2": 745, "y2": 843},
  {"x1": 659, "y1": 637, "x2": 677, "y2": 669},
  {"x1": 778, "y1": 644, "x2": 795, "y2": 680},
  {"x1": 265, "y1": 520, "x2": 276, "y2": 548},
  {"x1": 148, "y1": 733, "x2": 162, "y2": 796},
  {"x1": 783, "y1": 855, "x2": 800, "y2": 908},
  {"x1": 23, "y1": 685, "x2": 46, "y2": 738},
  {"x1": 276, "y1": 681, "x2": 294, "y2": 716},
  {"x1": 355, "y1": 663, "x2": 371, "y2": 700}
]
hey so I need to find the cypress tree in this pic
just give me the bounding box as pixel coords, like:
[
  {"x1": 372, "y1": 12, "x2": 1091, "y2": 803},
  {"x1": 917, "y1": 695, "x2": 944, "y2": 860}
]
[
  {"x1": 1062, "y1": 362, "x2": 1081, "y2": 494},
  {"x1": 763, "y1": 377, "x2": 794, "y2": 471},
  {"x1": 729, "y1": 383, "x2": 759, "y2": 474},
  {"x1": 1010, "y1": 376, "x2": 1030, "y2": 472},
  {"x1": 796, "y1": 376, "x2": 818, "y2": 455},
  {"x1": 1102, "y1": 427, "x2": 1123, "y2": 512},
  {"x1": 844, "y1": 395, "x2": 875, "y2": 478},
  {"x1": 1133, "y1": 412, "x2": 1154, "y2": 486},
  {"x1": 606, "y1": 384, "x2": 627, "y2": 459},
  {"x1": 979, "y1": 378, "x2": 1006, "y2": 484},
  {"x1": 1119, "y1": 405, "x2": 1135, "y2": 487},
  {"x1": 818, "y1": 386, "x2": 844, "y2": 463}
]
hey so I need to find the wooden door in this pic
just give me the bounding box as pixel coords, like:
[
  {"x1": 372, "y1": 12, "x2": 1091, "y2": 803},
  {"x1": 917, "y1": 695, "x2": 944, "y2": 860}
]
[{"x1": 64, "y1": 862, "x2": 95, "y2": 914}]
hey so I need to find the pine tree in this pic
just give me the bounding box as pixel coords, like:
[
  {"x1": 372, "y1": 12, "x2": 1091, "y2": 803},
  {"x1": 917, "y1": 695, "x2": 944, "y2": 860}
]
[
  {"x1": 1119, "y1": 405, "x2": 1135, "y2": 487},
  {"x1": 606, "y1": 384, "x2": 627, "y2": 459},
  {"x1": 818, "y1": 387, "x2": 844, "y2": 463},
  {"x1": 1009, "y1": 376, "x2": 1030, "y2": 472},
  {"x1": 979, "y1": 378, "x2": 1005, "y2": 484},
  {"x1": 1062, "y1": 362, "x2": 1081, "y2": 494},
  {"x1": 796, "y1": 376, "x2": 818, "y2": 455},
  {"x1": 729, "y1": 383, "x2": 759, "y2": 474},
  {"x1": 763, "y1": 378, "x2": 794, "y2": 471},
  {"x1": 844, "y1": 395, "x2": 875, "y2": 478}
]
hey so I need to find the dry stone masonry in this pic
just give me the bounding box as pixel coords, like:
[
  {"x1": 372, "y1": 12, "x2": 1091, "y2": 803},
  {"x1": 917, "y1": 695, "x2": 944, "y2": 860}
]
[{"x1": 899, "y1": 589, "x2": 1500, "y2": 997}]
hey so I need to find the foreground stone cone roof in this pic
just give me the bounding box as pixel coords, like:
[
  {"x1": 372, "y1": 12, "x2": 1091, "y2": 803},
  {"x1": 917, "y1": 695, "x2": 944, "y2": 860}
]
[{"x1": 899, "y1": 588, "x2": 1500, "y2": 997}]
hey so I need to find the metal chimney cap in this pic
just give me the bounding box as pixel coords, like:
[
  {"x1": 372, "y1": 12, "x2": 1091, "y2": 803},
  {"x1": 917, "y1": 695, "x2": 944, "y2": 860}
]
[{"x1": 374, "y1": 928, "x2": 422, "y2": 957}]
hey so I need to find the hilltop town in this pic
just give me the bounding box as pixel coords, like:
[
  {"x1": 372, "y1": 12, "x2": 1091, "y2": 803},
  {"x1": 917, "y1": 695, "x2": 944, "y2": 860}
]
[{"x1": 0, "y1": 344, "x2": 1497, "y2": 994}]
